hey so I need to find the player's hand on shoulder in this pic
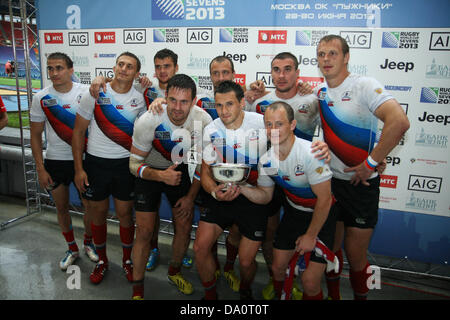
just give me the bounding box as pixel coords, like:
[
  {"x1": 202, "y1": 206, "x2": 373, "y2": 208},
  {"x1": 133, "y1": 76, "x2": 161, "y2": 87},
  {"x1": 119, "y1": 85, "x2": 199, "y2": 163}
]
[{"x1": 148, "y1": 97, "x2": 166, "y2": 114}]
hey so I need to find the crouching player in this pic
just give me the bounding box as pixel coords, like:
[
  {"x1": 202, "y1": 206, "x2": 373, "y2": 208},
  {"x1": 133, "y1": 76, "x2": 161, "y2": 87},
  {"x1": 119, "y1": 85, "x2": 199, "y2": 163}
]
[{"x1": 239, "y1": 101, "x2": 335, "y2": 300}]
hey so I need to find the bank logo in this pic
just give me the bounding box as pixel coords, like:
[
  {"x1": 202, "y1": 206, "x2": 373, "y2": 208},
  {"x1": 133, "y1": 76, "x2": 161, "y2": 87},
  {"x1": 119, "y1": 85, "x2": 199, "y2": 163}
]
[
  {"x1": 426, "y1": 58, "x2": 450, "y2": 79},
  {"x1": 420, "y1": 87, "x2": 439, "y2": 103},
  {"x1": 408, "y1": 175, "x2": 442, "y2": 193},
  {"x1": 186, "y1": 53, "x2": 211, "y2": 70},
  {"x1": 405, "y1": 192, "x2": 437, "y2": 212},
  {"x1": 429, "y1": 32, "x2": 450, "y2": 51},
  {"x1": 152, "y1": 0, "x2": 184, "y2": 20},
  {"x1": 415, "y1": 128, "x2": 448, "y2": 149}
]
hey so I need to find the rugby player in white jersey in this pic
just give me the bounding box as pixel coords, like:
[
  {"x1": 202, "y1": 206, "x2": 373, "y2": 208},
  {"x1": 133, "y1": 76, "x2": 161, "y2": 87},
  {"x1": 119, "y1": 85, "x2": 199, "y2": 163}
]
[
  {"x1": 30, "y1": 52, "x2": 98, "y2": 270},
  {"x1": 315, "y1": 35, "x2": 409, "y2": 300},
  {"x1": 72, "y1": 52, "x2": 146, "y2": 284},
  {"x1": 240, "y1": 101, "x2": 335, "y2": 300},
  {"x1": 128, "y1": 74, "x2": 212, "y2": 299}
]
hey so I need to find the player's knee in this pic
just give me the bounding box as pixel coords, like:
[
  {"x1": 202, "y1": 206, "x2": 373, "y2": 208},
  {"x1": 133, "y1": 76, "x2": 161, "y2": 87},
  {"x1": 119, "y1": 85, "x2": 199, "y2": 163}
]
[
  {"x1": 135, "y1": 224, "x2": 153, "y2": 242},
  {"x1": 301, "y1": 271, "x2": 320, "y2": 294}
]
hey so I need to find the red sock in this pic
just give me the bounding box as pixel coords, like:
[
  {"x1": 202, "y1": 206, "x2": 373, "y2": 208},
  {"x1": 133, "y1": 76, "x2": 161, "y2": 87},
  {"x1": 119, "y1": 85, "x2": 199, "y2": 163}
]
[
  {"x1": 62, "y1": 228, "x2": 79, "y2": 252},
  {"x1": 303, "y1": 290, "x2": 323, "y2": 300},
  {"x1": 325, "y1": 248, "x2": 343, "y2": 300},
  {"x1": 223, "y1": 238, "x2": 238, "y2": 272},
  {"x1": 83, "y1": 233, "x2": 93, "y2": 246},
  {"x1": 120, "y1": 224, "x2": 135, "y2": 262},
  {"x1": 202, "y1": 278, "x2": 217, "y2": 300},
  {"x1": 132, "y1": 280, "x2": 144, "y2": 298},
  {"x1": 91, "y1": 223, "x2": 107, "y2": 263},
  {"x1": 273, "y1": 279, "x2": 284, "y2": 300},
  {"x1": 350, "y1": 262, "x2": 370, "y2": 300},
  {"x1": 168, "y1": 263, "x2": 181, "y2": 276}
]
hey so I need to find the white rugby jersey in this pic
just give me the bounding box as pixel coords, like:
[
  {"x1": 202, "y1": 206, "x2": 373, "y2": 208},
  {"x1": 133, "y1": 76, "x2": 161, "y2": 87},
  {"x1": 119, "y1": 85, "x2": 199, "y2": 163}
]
[
  {"x1": 258, "y1": 137, "x2": 332, "y2": 212},
  {"x1": 30, "y1": 82, "x2": 88, "y2": 160},
  {"x1": 316, "y1": 74, "x2": 394, "y2": 180},
  {"x1": 203, "y1": 111, "x2": 267, "y2": 186},
  {"x1": 77, "y1": 83, "x2": 146, "y2": 159},
  {"x1": 246, "y1": 90, "x2": 320, "y2": 141},
  {"x1": 133, "y1": 104, "x2": 212, "y2": 179}
]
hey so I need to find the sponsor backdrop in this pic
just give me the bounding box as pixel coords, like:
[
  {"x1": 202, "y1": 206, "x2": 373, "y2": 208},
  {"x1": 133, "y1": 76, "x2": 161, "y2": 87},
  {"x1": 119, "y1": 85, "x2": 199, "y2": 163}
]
[{"x1": 35, "y1": 0, "x2": 449, "y2": 265}]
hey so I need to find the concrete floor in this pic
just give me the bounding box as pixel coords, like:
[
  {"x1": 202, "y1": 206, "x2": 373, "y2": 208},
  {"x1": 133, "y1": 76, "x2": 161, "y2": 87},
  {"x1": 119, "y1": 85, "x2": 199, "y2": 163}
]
[{"x1": 0, "y1": 195, "x2": 449, "y2": 301}]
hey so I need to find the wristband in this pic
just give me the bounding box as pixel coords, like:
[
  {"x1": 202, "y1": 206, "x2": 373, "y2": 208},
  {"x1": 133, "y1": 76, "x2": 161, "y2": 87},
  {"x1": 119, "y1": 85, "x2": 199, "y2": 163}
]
[
  {"x1": 364, "y1": 156, "x2": 378, "y2": 171},
  {"x1": 137, "y1": 164, "x2": 148, "y2": 178}
]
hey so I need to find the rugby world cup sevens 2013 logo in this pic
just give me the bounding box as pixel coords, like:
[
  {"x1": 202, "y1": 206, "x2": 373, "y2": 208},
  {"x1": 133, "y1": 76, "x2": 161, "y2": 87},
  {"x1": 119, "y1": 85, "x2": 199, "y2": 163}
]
[{"x1": 152, "y1": 0, "x2": 185, "y2": 20}]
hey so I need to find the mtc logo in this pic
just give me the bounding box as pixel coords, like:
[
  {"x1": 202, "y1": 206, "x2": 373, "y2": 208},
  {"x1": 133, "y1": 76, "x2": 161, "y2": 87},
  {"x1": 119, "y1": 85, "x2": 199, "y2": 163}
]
[
  {"x1": 380, "y1": 59, "x2": 414, "y2": 72},
  {"x1": 258, "y1": 30, "x2": 287, "y2": 44},
  {"x1": 380, "y1": 175, "x2": 398, "y2": 188},
  {"x1": 234, "y1": 74, "x2": 246, "y2": 86},
  {"x1": 44, "y1": 32, "x2": 63, "y2": 44},
  {"x1": 94, "y1": 32, "x2": 116, "y2": 44}
]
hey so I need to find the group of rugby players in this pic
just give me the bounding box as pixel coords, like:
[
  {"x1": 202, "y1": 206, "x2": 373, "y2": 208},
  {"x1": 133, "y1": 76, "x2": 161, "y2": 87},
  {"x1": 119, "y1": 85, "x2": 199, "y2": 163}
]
[{"x1": 30, "y1": 34, "x2": 409, "y2": 300}]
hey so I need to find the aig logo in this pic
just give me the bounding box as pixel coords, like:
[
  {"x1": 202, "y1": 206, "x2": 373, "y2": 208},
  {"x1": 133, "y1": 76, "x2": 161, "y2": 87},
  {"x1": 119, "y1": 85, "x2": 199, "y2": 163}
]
[
  {"x1": 68, "y1": 32, "x2": 88, "y2": 46},
  {"x1": 124, "y1": 29, "x2": 146, "y2": 44},
  {"x1": 408, "y1": 175, "x2": 442, "y2": 193},
  {"x1": 429, "y1": 32, "x2": 450, "y2": 51},
  {"x1": 340, "y1": 31, "x2": 372, "y2": 49},
  {"x1": 95, "y1": 68, "x2": 114, "y2": 79},
  {"x1": 187, "y1": 28, "x2": 212, "y2": 44}
]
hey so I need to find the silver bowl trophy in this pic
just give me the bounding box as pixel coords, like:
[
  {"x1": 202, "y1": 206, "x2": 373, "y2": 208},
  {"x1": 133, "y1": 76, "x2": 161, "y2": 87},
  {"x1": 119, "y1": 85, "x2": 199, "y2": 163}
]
[{"x1": 210, "y1": 163, "x2": 251, "y2": 190}]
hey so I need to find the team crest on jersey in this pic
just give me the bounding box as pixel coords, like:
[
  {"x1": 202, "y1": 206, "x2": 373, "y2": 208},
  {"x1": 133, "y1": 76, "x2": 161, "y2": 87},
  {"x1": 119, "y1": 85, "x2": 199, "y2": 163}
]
[
  {"x1": 315, "y1": 166, "x2": 324, "y2": 174},
  {"x1": 42, "y1": 98, "x2": 58, "y2": 107},
  {"x1": 130, "y1": 98, "x2": 139, "y2": 107},
  {"x1": 294, "y1": 164, "x2": 304, "y2": 176},
  {"x1": 341, "y1": 91, "x2": 352, "y2": 101},
  {"x1": 249, "y1": 130, "x2": 259, "y2": 141},
  {"x1": 298, "y1": 104, "x2": 310, "y2": 114},
  {"x1": 375, "y1": 88, "x2": 383, "y2": 94}
]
